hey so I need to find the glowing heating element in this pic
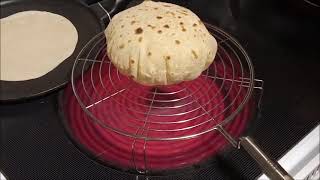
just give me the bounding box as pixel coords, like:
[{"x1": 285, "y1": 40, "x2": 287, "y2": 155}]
[
  {"x1": 63, "y1": 24, "x2": 258, "y2": 172},
  {"x1": 64, "y1": 58, "x2": 255, "y2": 171}
]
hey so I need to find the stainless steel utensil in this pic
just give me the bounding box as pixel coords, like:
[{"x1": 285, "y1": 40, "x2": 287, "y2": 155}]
[{"x1": 71, "y1": 16, "x2": 293, "y2": 179}]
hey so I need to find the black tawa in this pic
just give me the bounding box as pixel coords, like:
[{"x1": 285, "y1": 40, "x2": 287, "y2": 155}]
[{"x1": 0, "y1": 0, "x2": 130, "y2": 102}]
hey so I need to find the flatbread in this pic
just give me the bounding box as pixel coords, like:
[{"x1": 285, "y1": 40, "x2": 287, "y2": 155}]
[
  {"x1": 105, "y1": 1, "x2": 217, "y2": 86},
  {"x1": 0, "y1": 11, "x2": 78, "y2": 81}
]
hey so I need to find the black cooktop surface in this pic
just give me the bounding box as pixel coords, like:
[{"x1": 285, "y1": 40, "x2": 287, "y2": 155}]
[{"x1": 1, "y1": 0, "x2": 320, "y2": 179}]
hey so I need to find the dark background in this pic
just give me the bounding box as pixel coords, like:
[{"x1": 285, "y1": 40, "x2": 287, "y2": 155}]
[{"x1": 1, "y1": 0, "x2": 320, "y2": 179}]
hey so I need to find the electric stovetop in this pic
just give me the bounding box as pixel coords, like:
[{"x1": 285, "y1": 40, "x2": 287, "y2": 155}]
[{"x1": 1, "y1": 0, "x2": 319, "y2": 179}]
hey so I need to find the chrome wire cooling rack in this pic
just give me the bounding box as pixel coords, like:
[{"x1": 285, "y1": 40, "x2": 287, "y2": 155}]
[{"x1": 71, "y1": 24, "x2": 263, "y2": 141}]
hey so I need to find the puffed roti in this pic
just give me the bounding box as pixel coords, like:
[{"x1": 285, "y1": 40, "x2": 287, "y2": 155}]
[{"x1": 105, "y1": 1, "x2": 217, "y2": 85}]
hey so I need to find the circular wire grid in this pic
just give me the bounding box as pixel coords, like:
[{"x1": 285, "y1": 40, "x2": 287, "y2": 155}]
[{"x1": 71, "y1": 24, "x2": 255, "y2": 141}]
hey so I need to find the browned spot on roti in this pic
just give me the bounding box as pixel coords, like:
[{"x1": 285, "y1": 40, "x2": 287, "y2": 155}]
[
  {"x1": 131, "y1": 21, "x2": 136, "y2": 25},
  {"x1": 175, "y1": 40, "x2": 180, "y2": 44},
  {"x1": 163, "y1": 4, "x2": 171, "y2": 7},
  {"x1": 147, "y1": 24, "x2": 156, "y2": 29},
  {"x1": 135, "y1": 27, "x2": 143, "y2": 34},
  {"x1": 148, "y1": 52, "x2": 152, "y2": 56},
  {"x1": 119, "y1": 44, "x2": 125, "y2": 49},
  {"x1": 163, "y1": 24, "x2": 169, "y2": 28},
  {"x1": 121, "y1": 25, "x2": 124, "y2": 28},
  {"x1": 178, "y1": 16, "x2": 181, "y2": 18},
  {"x1": 120, "y1": 34, "x2": 123, "y2": 37},
  {"x1": 165, "y1": 56, "x2": 171, "y2": 60},
  {"x1": 166, "y1": 11, "x2": 175, "y2": 16},
  {"x1": 158, "y1": 30, "x2": 162, "y2": 34},
  {"x1": 138, "y1": 37, "x2": 143, "y2": 42},
  {"x1": 130, "y1": 59, "x2": 135, "y2": 64},
  {"x1": 193, "y1": 23, "x2": 197, "y2": 27},
  {"x1": 156, "y1": 16, "x2": 163, "y2": 19},
  {"x1": 154, "y1": 7, "x2": 158, "y2": 10},
  {"x1": 191, "y1": 50, "x2": 198, "y2": 59},
  {"x1": 179, "y1": 12, "x2": 188, "y2": 16},
  {"x1": 171, "y1": 33, "x2": 175, "y2": 36},
  {"x1": 128, "y1": 40, "x2": 132, "y2": 43},
  {"x1": 182, "y1": 28, "x2": 186, "y2": 32},
  {"x1": 179, "y1": 22, "x2": 184, "y2": 25}
]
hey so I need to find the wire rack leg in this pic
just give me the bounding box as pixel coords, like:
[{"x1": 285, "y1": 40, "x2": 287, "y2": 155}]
[{"x1": 131, "y1": 88, "x2": 157, "y2": 174}]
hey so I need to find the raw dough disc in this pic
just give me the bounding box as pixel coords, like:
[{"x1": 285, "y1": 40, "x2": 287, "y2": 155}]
[{"x1": 0, "y1": 11, "x2": 78, "y2": 81}]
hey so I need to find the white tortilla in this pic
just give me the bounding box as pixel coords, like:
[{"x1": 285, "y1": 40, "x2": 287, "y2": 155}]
[
  {"x1": 105, "y1": 1, "x2": 217, "y2": 86},
  {"x1": 0, "y1": 11, "x2": 78, "y2": 81}
]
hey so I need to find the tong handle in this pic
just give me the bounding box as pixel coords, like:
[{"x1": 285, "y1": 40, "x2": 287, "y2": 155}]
[
  {"x1": 108, "y1": 0, "x2": 131, "y2": 16},
  {"x1": 88, "y1": 0, "x2": 131, "y2": 18},
  {"x1": 239, "y1": 137, "x2": 294, "y2": 180}
]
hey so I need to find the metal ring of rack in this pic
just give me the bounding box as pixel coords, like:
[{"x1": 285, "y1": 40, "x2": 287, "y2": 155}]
[{"x1": 71, "y1": 24, "x2": 255, "y2": 141}]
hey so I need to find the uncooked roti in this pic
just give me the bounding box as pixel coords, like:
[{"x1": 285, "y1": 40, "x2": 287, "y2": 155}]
[
  {"x1": 0, "y1": 11, "x2": 78, "y2": 81},
  {"x1": 105, "y1": 1, "x2": 217, "y2": 86}
]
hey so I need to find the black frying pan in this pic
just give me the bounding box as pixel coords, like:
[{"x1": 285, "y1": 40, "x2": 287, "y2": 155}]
[{"x1": 0, "y1": 0, "x2": 130, "y2": 102}]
